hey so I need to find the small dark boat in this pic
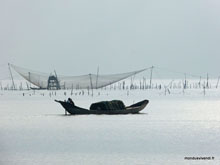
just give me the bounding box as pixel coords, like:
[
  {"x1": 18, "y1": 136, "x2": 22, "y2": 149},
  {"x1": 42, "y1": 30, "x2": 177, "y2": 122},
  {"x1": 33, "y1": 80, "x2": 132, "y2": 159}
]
[{"x1": 55, "y1": 99, "x2": 149, "y2": 115}]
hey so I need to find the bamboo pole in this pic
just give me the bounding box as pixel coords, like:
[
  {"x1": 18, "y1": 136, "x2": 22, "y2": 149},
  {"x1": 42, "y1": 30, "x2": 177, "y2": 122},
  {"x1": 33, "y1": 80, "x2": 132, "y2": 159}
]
[
  {"x1": 206, "y1": 73, "x2": 209, "y2": 88},
  {"x1": 184, "y1": 73, "x2": 187, "y2": 89},
  {"x1": 198, "y1": 76, "x2": 201, "y2": 88},
  {"x1": 89, "y1": 74, "x2": 93, "y2": 96},
  {"x1": 149, "y1": 66, "x2": 154, "y2": 89},
  {"x1": 96, "y1": 66, "x2": 99, "y2": 89},
  {"x1": 216, "y1": 76, "x2": 220, "y2": 88},
  {"x1": 8, "y1": 63, "x2": 15, "y2": 90}
]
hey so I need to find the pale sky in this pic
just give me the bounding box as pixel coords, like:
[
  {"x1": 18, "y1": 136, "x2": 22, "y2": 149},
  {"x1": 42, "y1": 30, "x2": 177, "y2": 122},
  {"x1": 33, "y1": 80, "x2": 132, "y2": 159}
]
[{"x1": 0, "y1": 0, "x2": 220, "y2": 78}]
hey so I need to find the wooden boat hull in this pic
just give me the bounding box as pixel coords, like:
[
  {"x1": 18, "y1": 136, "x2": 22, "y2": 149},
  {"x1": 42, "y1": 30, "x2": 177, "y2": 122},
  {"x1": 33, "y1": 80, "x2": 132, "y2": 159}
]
[{"x1": 55, "y1": 100, "x2": 149, "y2": 115}]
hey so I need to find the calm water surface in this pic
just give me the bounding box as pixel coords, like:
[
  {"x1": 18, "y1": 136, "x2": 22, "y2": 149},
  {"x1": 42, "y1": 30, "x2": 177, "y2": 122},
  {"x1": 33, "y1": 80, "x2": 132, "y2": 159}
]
[{"x1": 0, "y1": 90, "x2": 220, "y2": 165}]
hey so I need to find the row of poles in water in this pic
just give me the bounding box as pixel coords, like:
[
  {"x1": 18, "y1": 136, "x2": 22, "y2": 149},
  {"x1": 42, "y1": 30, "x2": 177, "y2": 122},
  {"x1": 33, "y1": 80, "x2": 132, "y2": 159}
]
[{"x1": 2, "y1": 65, "x2": 220, "y2": 93}]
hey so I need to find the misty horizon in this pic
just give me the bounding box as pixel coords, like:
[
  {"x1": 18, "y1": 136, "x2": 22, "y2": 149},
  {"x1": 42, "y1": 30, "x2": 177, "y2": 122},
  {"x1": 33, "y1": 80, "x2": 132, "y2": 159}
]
[{"x1": 1, "y1": 0, "x2": 220, "y2": 78}]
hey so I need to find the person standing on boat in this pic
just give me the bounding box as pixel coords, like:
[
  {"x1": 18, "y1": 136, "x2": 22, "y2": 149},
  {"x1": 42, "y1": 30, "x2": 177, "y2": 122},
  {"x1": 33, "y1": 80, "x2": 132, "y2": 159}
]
[{"x1": 67, "y1": 98, "x2": 75, "y2": 105}]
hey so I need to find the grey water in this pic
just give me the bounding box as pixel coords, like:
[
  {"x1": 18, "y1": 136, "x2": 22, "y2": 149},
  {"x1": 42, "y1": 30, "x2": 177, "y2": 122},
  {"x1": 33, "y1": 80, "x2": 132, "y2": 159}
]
[{"x1": 0, "y1": 90, "x2": 220, "y2": 165}]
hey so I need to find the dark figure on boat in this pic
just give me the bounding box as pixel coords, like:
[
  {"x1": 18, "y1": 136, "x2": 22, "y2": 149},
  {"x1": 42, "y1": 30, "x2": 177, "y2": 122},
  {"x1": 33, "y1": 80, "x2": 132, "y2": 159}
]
[{"x1": 67, "y1": 98, "x2": 74, "y2": 105}]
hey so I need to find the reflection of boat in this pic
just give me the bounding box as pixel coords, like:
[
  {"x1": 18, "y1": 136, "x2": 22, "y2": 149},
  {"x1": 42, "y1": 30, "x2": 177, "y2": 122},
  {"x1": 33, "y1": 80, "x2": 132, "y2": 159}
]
[{"x1": 55, "y1": 99, "x2": 149, "y2": 115}]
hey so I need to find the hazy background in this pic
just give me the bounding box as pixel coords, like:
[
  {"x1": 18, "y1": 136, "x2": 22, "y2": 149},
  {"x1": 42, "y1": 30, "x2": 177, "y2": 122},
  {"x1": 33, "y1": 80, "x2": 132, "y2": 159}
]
[{"x1": 0, "y1": 0, "x2": 220, "y2": 78}]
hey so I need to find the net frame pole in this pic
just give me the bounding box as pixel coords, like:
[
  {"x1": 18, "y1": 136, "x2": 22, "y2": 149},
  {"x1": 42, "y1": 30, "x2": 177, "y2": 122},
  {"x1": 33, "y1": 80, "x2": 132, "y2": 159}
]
[{"x1": 8, "y1": 63, "x2": 15, "y2": 90}]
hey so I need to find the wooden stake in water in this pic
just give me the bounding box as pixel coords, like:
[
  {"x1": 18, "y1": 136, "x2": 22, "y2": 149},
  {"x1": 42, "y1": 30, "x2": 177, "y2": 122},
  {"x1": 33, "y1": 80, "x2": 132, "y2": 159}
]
[
  {"x1": 206, "y1": 73, "x2": 209, "y2": 88},
  {"x1": 216, "y1": 76, "x2": 220, "y2": 88},
  {"x1": 149, "y1": 66, "x2": 154, "y2": 89},
  {"x1": 96, "y1": 66, "x2": 99, "y2": 89},
  {"x1": 184, "y1": 73, "x2": 187, "y2": 89},
  {"x1": 130, "y1": 77, "x2": 133, "y2": 90},
  {"x1": 89, "y1": 74, "x2": 93, "y2": 96},
  {"x1": 198, "y1": 76, "x2": 201, "y2": 88},
  {"x1": 0, "y1": 81, "x2": 2, "y2": 90}
]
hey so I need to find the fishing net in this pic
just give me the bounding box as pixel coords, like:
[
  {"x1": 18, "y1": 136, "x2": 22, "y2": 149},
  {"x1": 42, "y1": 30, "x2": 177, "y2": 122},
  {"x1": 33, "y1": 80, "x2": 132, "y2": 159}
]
[
  {"x1": 90, "y1": 100, "x2": 126, "y2": 110},
  {"x1": 10, "y1": 64, "x2": 147, "y2": 89}
]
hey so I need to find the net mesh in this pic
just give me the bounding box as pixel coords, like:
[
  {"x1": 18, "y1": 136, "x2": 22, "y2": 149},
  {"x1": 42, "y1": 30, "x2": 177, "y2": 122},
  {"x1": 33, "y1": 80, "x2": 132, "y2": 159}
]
[{"x1": 10, "y1": 64, "x2": 147, "y2": 89}]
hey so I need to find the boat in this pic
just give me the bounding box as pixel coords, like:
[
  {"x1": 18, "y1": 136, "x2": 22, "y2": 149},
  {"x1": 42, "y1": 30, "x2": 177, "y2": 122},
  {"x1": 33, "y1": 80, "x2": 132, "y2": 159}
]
[{"x1": 55, "y1": 99, "x2": 149, "y2": 115}]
